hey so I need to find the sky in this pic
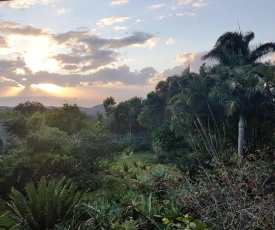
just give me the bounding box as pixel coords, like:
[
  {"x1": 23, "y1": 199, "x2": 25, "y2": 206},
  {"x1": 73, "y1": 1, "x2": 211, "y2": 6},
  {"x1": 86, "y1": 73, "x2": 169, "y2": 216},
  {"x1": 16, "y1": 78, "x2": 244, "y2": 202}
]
[{"x1": 0, "y1": 0, "x2": 275, "y2": 107}]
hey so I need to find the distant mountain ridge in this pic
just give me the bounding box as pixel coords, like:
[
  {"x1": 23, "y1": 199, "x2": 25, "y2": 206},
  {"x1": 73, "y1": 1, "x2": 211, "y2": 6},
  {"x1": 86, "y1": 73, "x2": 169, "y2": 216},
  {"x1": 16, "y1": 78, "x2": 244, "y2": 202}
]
[
  {"x1": 0, "y1": 104, "x2": 105, "y2": 116},
  {"x1": 79, "y1": 104, "x2": 105, "y2": 116}
]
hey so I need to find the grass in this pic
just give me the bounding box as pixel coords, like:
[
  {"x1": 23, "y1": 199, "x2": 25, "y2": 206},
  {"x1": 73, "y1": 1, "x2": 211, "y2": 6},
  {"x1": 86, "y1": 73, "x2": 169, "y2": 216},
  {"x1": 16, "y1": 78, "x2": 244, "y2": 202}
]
[{"x1": 112, "y1": 151, "x2": 154, "y2": 168}]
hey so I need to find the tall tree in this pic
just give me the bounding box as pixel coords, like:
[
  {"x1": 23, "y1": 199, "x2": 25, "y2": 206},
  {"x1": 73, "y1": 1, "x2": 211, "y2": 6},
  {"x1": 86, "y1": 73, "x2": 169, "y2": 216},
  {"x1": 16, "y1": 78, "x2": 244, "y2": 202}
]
[
  {"x1": 103, "y1": 96, "x2": 116, "y2": 117},
  {"x1": 14, "y1": 101, "x2": 47, "y2": 116},
  {"x1": 138, "y1": 91, "x2": 167, "y2": 130},
  {"x1": 45, "y1": 104, "x2": 89, "y2": 135},
  {"x1": 202, "y1": 31, "x2": 275, "y2": 156},
  {"x1": 202, "y1": 31, "x2": 275, "y2": 67}
]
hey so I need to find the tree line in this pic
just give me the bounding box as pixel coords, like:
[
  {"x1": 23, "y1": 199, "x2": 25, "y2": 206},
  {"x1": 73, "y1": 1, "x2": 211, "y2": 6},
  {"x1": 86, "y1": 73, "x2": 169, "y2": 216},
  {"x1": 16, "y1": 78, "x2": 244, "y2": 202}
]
[{"x1": 103, "y1": 30, "x2": 275, "y2": 157}]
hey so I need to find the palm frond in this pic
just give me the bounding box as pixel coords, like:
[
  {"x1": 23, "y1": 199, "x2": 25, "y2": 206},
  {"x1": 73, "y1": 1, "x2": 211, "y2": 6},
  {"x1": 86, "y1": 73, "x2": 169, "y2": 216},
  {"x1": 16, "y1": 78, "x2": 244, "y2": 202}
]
[
  {"x1": 250, "y1": 43, "x2": 275, "y2": 62},
  {"x1": 243, "y1": 31, "x2": 255, "y2": 46}
]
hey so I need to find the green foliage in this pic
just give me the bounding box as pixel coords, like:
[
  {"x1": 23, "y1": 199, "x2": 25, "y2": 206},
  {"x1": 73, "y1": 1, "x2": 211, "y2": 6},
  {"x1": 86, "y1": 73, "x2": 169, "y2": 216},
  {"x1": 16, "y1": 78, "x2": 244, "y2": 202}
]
[
  {"x1": 0, "y1": 147, "x2": 71, "y2": 198},
  {"x1": 69, "y1": 124, "x2": 115, "y2": 189},
  {"x1": 138, "y1": 91, "x2": 167, "y2": 131},
  {"x1": 202, "y1": 31, "x2": 275, "y2": 67},
  {"x1": 103, "y1": 96, "x2": 146, "y2": 134},
  {"x1": 26, "y1": 112, "x2": 46, "y2": 132},
  {"x1": 13, "y1": 101, "x2": 47, "y2": 116},
  {"x1": 45, "y1": 104, "x2": 89, "y2": 135},
  {"x1": 122, "y1": 146, "x2": 134, "y2": 157},
  {"x1": 0, "y1": 110, "x2": 27, "y2": 138},
  {"x1": 2, "y1": 177, "x2": 84, "y2": 230},
  {"x1": 162, "y1": 214, "x2": 208, "y2": 229},
  {"x1": 115, "y1": 133, "x2": 152, "y2": 153},
  {"x1": 152, "y1": 125, "x2": 184, "y2": 154},
  {"x1": 81, "y1": 199, "x2": 123, "y2": 229},
  {"x1": 0, "y1": 211, "x2": 18, "y2": 229},
  {"x1": 0, "y1": 123, "x2": 20, "y2": 155},
  {"x1": 26, "y1": 125, "x2": 71, "y2": 154},
  {"x1": 103, "y1": 96, "x2": 116, "y2": 117}
]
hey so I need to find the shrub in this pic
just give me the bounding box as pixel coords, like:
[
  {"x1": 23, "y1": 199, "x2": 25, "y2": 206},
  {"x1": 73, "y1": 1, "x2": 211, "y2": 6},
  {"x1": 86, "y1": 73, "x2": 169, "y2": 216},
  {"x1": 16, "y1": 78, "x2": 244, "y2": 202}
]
[
  {"x1": 2, "y1": 177, "x2": 84, "y2": 230},
  {"x1": 177, "y1": 158, "x2": 275, "y2": 229}
]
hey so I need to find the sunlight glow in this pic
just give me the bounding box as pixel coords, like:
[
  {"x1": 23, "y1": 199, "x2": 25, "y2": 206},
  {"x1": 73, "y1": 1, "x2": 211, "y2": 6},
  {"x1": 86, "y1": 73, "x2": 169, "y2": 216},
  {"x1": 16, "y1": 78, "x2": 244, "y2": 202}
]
[
  {"x1": 31, "y1": 83, "x2": 64, "y2": 95},
  {"x1": 14, "y1": 68, "x2": 26, "y2": 75},
  {"x1": 7, "y1": 35, "x2": 60, "y2": 73},
  {"x1": 1, "y1": 85, "x2": 25, "y2": 97}
]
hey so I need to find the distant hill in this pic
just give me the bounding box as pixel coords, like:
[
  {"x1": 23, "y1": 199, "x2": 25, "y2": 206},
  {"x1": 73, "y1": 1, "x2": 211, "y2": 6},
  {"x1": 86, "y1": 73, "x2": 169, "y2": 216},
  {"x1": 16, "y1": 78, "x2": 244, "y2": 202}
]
[
  {"x1": 0, "y1": 106, "x2": 13, "y2": 111},
  {"x1": 0, "y1": 104, "x2": 105, "y2": 116},
  {"x1": 79, "y1": 104, "x2": 105, "y2": 116}
]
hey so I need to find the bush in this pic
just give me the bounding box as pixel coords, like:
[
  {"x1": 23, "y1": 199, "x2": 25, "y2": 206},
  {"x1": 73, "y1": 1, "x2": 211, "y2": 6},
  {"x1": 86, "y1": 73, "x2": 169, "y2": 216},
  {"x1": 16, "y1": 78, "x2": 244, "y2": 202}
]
[
  {"x1": 177, "y1": 158, "x2": 275, "y2": 229},
  {"x1": 2, "y1": 177, "x2": 84, "y2": 230}
]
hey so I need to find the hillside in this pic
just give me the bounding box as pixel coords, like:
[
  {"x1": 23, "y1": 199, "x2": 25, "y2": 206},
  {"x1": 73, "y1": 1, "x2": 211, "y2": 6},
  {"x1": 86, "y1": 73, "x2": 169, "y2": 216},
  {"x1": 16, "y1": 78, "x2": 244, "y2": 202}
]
[{"x1": 0, "y1": 104, "x2": 105, "y2": 116}]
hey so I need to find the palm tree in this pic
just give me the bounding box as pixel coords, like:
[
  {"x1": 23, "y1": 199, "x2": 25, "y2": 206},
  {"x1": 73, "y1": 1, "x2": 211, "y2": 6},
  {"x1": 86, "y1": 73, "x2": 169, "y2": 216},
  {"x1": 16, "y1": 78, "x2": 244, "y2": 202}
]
[
  {"x1": 168, "y1": 67, "x2": 224, "y2": 157},
  {"x1": 210, "y1": 65, "x2": 272, "y2": 155},
  {"x1": 202, "y1": 31, "x2": 275, "y2": 67},
  {"x1": 203, "y1": 31, "x2": 275, "y2": 156}
]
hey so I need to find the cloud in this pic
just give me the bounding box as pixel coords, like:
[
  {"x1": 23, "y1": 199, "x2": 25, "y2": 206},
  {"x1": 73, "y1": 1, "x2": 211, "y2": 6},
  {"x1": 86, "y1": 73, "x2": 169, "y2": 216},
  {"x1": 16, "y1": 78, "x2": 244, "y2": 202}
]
[
  {"x1": 54, "y1": 30, "x2": 89, "y2": 44},
  {"x1": 193, "y1": 0, "x2": 208, "y2": 7},
  {"x1": 262, "y1": 53, "x2": 275, "y2": 64},
  {"x1": 109, "y1": 32, "x2": 157, "y2": 48},
  {"x1": 154, "y1": 14, "x2": 172, "y2": 20},
  {"x1": 0, "y1": 20, "x2": 156, "y2": 74},
  {"x1": 136, "y1": 19, "x2": 145, "y2": 23},
  {"x1": 178, "y1": 0, "x2": 192, "y2": 5},
  {"x1": 0, "y1": 36, "x2": 7, "y2": 48},
  {"x1": 176, "y1": 51, "x2": 218, "y2": 72},
  {"x1": 0, "y1": 22, "x2": 47, "y2": 36},
  {"x1": 54, "y1": 31, "x2": 157, "y2": 72},
  {"x1": 176, "y1": 12, "x2": 195, "y2": 17},
  {"x1": 80, "y1": 32, "x2": 156, "y2": 50},
  {"x1": 96, "y1": 16, "x2": 130, "y2": 27},
  {"x1": 110, "y1": 0, "x2": 129, "y2": 6},
  {"x1": 147, "y1": 4, "x2": 166, "y2": 10},
  {"x1": 0, "y1": 19, "x2": 161, "y2": 106},
  {"x1": 165, "y1": 38, "x2": 174, "y2": 45},
  {"x1": 149, "y1": 65, "x2": 186, "y2": 84},
  {"x1": 0, "y1": 56, "x2": 157, "y2": 88},
  {"x1": 55, "y1": 8, "x2": 70, "y2": 15},
  {"x1": 113, "y1": 26, "x2": 128, "y2": 31},
  {"x1": 3, "y1": 0, "x2": 60, "y2": 9}
]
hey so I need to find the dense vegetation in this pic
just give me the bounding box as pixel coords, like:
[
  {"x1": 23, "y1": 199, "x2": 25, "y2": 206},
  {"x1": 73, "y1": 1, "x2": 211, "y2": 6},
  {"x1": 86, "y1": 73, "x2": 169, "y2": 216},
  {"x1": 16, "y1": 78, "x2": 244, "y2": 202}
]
[{"x1": 0, "y1": 30, "x2": 275, "y2": 229}]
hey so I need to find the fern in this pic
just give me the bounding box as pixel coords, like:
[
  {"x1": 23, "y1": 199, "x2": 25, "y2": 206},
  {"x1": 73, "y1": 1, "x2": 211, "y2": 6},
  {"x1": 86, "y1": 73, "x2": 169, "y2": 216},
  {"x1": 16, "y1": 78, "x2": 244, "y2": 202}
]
[{"x1": 3, "y1": 177, "x2": 84, "y2": 230}]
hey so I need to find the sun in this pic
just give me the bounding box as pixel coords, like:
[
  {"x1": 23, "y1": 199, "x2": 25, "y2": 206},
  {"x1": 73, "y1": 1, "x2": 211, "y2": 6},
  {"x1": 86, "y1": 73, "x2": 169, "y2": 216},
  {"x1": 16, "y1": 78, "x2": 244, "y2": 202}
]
[
  {"x1": 7, "y1": 35, "x2": 60, "y2": 73},
  {"x1": 31, "y1": 83, "x2": 64, "y2": 95}
]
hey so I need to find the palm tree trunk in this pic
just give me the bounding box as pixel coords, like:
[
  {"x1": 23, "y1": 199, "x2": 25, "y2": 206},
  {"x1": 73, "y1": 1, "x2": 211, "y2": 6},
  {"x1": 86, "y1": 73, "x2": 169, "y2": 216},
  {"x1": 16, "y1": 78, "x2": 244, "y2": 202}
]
[{"x1": 238, "y1": 116, "x2": 245, "y2": 157}]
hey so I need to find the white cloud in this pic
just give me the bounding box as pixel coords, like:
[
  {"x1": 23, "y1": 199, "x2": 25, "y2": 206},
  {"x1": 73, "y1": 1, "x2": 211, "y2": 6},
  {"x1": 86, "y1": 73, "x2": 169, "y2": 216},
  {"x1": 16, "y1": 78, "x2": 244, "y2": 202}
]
[
  {"x1": 96, "y1": 16, "x2": 130, "y2": 27},
  {"x1": 176, "y1": 12, "x2": 195, "y2": 17},
  {"x1": 142, "y1": 37, "x2": 159, "y2": 48},
  {"x1": 113, "y1": 26, "x2": 128, "y2": 31},
  {"x1": 147, "y1": 4, "x2": 166, "y2": 10},
  {"x1": 149, "y1": 65, "x2": 186, "y2": 84},
  {"x1": 110, "y1": 0, "x2": 129, "y2": 6},
  {"x1": 193, "y1": 0, "x2": 208, "y2": 7},
  {"x1": 4, "y1": 0, "x2": 60, "y2": 9},
  {"x1": 155, "y1": 16, "x2": 165, "y2": 20},
  {"x1": 55, "y1": 8, "x2": 70, "y2": 15},
  {"x1": 176, "y1": 51, "x2": 217, "y2": 72},
  {"x1": 178, "y1": 0, "x2": 192, "y2": 5},
  {"x1": 136, "y1": 19, "x2": 145, "y2": 23},
  {"x1": 166, "y1": 38, "x2": 174, "y2": 45}
]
